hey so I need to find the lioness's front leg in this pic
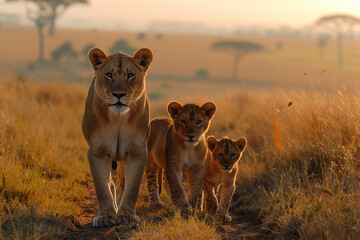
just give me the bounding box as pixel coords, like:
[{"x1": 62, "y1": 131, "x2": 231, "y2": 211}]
[
  {"x1": 188, "y1": 165, "x2": 206, "y2": 211},
  {"x1": 165, "y1": 161, "x2": 191, "y2": 212},
  {"x1": 216, "y1": 183, "x2": 235, "y2": 223},
  {"x1": 117, "y1": 145, "x2": 147, "y2": 224},
  {"x1": 87, "y1": 150, "x2": 117, "y2": 227}
]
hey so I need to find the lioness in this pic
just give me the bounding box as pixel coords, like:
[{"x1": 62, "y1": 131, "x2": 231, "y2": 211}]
[
  {"x1": 146, "y1": 102, "x2": 216, "y2": 212},
  {"x1": 202, "y1": 136, "x2": 247, "y2": 223},
  {"x1": 82, "y1": 47, "x2": 153, "y2": 227}
]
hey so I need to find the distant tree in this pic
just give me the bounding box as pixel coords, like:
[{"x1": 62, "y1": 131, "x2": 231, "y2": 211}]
[
  {"x1": 276, "y1": 41, "x2": 283, "y2": 50},
  {"x1": 212, "y1": 41, "x2": 264, "y2": 82},
  {"x1": 317, "y1": 34, "x2": 329, "y2": 57},
  {"x1": 315, "y1": 14, "x2": 360, "y2": 69},
  {"x1": 156, "y1": 33, "x2": 163, "y2": 40},
  {"x1": 109, "y1": 40, "x2": 136, "y2": 55},
  {"x1": 137, "y1": 32, "x2": 146, "y2": 40},
  {"x1": 6, "y1": 0, "x2": 89, "y2": 36},
  {"x1": 195, "y1": 69, "x2": 209, "y2": 79},
  {"x1": 51, "y1": 41, "x2": 78, "y2": 61}
]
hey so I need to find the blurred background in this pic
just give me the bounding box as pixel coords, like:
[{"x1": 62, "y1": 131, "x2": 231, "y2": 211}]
[{"x1": 1, "y1": 0, "x2": 360, "y2": 100}]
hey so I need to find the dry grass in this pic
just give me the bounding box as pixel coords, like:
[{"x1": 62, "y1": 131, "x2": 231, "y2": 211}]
[
  {"x1": 1, "y1": 73, "x2": 360, "y2": 239},
  {"x1": 0, "y1": 75, "x2": 89, "y2": 239},
  {"x1": 209, "y1": 88, "x2": 360, "y2": 239}
]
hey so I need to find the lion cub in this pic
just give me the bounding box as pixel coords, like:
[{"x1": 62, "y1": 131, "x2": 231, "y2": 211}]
[
  {"x1": 202, "y1": 136, "x2": 247, "y2": 223},
  {"x1": 146, "y1": 102, "x2": 216, "y2": 212}
]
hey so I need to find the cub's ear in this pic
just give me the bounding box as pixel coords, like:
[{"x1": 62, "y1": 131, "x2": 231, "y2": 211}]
[
  {"x1": 207, "y1": 136, "x2": 218, "y2": 151},
  {"x1": 134, "y1": 48, "x2": 153, "y2": 71},
  {"x1": 236, "y1": 137, "x2": 247, "y2": 152},
  {"x1": 88, "y1": 48, "x2": 108, "y2": 71},
  {"x1": 167, "y1": 101, "x2": 183, "y2": 119},
  {"x1": 201, "y1": 102, "x2": 216, "y2": 120}
]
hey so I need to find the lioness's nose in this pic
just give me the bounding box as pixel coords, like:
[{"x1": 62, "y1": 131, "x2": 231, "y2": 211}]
[{"x1": 112, "y1": 92, "x2": 126, "y2": 99}]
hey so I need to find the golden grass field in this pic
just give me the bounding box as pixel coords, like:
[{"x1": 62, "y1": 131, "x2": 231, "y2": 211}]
[
  {"x1": 1, "y1": 74, "x2": 360, "y2": 239},
  {"x1": 1, "y1": 25, "x2": 360, "y2": 239}
]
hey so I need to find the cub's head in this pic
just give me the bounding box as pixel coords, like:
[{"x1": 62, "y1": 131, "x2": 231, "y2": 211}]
[
  {"x1": 207, "y1": 136, "x2": 247, "y2": 172},
  {"x1": 167, "y1": 102, "x2": 216, "y2": 146},
  {"x1": 88, "y1": 47, "x2": 153, "y2": 114}
]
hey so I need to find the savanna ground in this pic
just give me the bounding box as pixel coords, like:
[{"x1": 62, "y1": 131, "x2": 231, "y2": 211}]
[{"x1": 1, "y1": 26, "x2": 360, "y2": 239}]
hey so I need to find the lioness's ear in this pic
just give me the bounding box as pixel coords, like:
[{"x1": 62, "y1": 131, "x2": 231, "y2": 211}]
[
  {"x1": 207, "y1": 136, "x2": 218, "y2": 151},
  {"x1": 201, "y1": 102, "x2": 216, "y2": 120},
  {"x1": 88, "y1": 48, "x2": 108, "y2": 71},
  {"x1": 134, "y1": 48, "x2": 153, "y2": 71},
  {"x1": 167, "y1": 101, "x2": 183, "y2": 119},
  {"x1": 236, "y1": 137, "x2": 247, "y2": 152}
]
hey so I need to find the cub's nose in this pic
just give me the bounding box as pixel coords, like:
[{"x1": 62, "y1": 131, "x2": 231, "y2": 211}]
[{"x1": 112, "y1": 92, "x2": 126, "y2": 99}]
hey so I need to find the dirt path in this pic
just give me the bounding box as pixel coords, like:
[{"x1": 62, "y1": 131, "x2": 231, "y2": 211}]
[{"x1": 65, "y1": 183, "x2": 269, "y2": 240}]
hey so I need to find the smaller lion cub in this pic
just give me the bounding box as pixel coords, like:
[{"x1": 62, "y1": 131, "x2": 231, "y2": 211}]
[
  {"x1": 146, "y1": 102, "x2": 216, "y2": 213},
  {"x1": 202, "y1": 136, "x2": 247, "y2": 223}
]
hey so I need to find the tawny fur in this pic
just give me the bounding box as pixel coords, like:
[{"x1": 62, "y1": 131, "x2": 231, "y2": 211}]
[
  {"x1": 82, "y1": 47, "x2": 153, "y2": 227},
  {"x1": 202, "y1": 136, "x2": 247, "y2": 223},
  {"x1": 146, "y1": 102, "x2": 216, "y2": 212}
]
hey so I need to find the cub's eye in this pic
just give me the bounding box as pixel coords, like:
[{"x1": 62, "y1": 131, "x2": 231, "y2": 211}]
[
  {"x1": 105, "y1": 72, "x2": 112, "y2": 80},
  {"x1": 127, "y1": 73, "x2": 135, "y2": 80},
  {"x1": 231, "y1": 153, "x2": 236, "y2": 158},
  {"x1": 218, "y1": 154, "x2": 223, "y2": 159},
  {"x1": 197, "y1": 120, "x2": 202, "y2": 126},
  {"x1": 181, "y1": 120, "x2": 186, "y2": 126}
]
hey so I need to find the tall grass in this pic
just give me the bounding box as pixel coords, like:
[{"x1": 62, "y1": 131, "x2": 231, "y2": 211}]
[
  {"x1": 1, "y1": 74, "x2": 360, "y2": 239},
  {"x1": 0, "y1": 75, "x2": 89, "y2": 239},
  {"x1": 209, "y1": 88, "x2": 360, "y2": 239}
]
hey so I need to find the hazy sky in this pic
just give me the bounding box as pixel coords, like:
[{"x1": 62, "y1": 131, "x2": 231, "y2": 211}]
[{"x1": 2, "y1": 0, "x2": 360, "y2": 30}]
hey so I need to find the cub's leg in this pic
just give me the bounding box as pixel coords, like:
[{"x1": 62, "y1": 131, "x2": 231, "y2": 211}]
[
  {"x1": 146, "y1": 154, "x2": 164, "y2": 210},
  {"x1": 87, "y1": 150, "x2": 117, "y2": 227},
  {"x1": 111, "y1": 161, "x2": 125, "y2": 210},
  {"x1": 165, "y1": 160, "x2": 191, "y2": 212},
  {"x1": 216, "y1": 183, "x2": 235, "y2": 223},
  {"x1": 117, "y1": 146, "x2": 147, "y2": 224},
  {"x1": 188, "y1": 165, "x2": 206, "y2": 211},
  {"x1": 203, "y1": 181, "x2": 218, "y2": 214}
]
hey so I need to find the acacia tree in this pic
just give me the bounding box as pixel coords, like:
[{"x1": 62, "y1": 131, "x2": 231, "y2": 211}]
[
  {"x1": 212, "y1": 41, "x2": 264, "y2": 82},
  {"x1": 316, "y1": 14, "x2": 360, "y2": 69},
  {"x1": 7, "y1": 0, "x2": 88, "y2": 36},
  {"x1": 46, "y1": 0, "x2": 88, "y2": 36}
]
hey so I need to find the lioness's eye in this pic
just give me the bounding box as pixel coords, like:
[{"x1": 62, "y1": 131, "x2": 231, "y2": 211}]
[
  {"x1": 231, "y1": 153, "x2": 236, "y2": 158},
  {"x1": 218, "y1": 154, "x2": 223, "y2": 158},
  {"x1": 105, "y1": 72, "x2": 112, "y2": 80},
  {"x1": 197, "y1": 120, "x2": 202, "y2": 125},
  {"x1": 181, "y1": 120, "x2": 186, "y2": 126},
  {"x1": 127, "y1": 73, "x2": 135, "y2": 80}
]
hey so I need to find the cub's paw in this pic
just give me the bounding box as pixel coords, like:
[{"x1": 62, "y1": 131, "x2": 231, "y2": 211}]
[
  {"x1": 177, "y1": 202, "x2": 193, "y2": 216},
  {"x1": 117, "y1": 214, "x2": 140, "y2": 225},
  {"x1": 93, "y1": 215, "x2": 117, "y2": 227},
  {"x1": 216, "y1": 213, "x2": 232, "y2": 223},
  {"x1": 149, "y1": 202, "x2": 165, "y2": 211}
]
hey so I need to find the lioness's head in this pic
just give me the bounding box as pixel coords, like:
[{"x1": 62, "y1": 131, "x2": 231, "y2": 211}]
[
  {"x1": 167, "y1": 102, "x2": 216, "y2": 146},
  {"x1": 88, "y1": 47, "x2": 153, "y2": 114},
  {"x1": 207, "y1": 136, "x2": 247, "y2": 172}
]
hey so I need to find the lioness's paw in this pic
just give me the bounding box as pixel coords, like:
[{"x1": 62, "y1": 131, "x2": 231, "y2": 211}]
[
  {"x1": 93, "y1": 215, "x2": 117, "y2": 227},
  {"x1": 149, "y1": 202, "x2": 165, "y2": 211},
  {"x1": 117, "y1": 214, "x2": 140, "y2": 225}
]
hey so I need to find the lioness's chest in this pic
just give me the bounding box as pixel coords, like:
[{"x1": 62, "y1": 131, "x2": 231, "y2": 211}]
[{"x1": 90, "y1": 123, "x2": 143, "y2": 160}]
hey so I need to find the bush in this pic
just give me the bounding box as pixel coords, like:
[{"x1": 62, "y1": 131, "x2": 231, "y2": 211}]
[
  {"x1": 51, "y1": 42, "x2": 78, "y2": 62},
  {"x1": 109, "y1": 39, "x2": 136, "y2": 55}
]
